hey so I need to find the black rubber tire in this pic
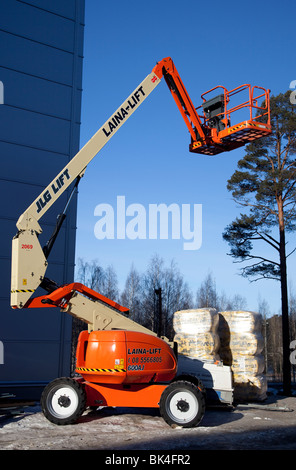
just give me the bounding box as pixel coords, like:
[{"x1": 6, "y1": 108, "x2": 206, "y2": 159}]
[
  {"x1": 41, "y1": 377, "x2": 86, "y2": 425},
  {"x1": 160, "y1": 380, "x2": 205, "y2": 428}
]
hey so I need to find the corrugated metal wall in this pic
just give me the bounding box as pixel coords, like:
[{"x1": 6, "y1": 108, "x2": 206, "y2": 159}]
[{"x1": 0, "y1": 0, "x2": 85, "y2": 400}]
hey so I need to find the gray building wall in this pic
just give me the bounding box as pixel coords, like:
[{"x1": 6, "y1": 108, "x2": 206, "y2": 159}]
[{"x1": 0, "y1": 0, "x2": 85, "y2": 400}]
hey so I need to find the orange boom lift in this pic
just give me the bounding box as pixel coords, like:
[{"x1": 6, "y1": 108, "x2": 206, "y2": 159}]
[{"x1": 10, "y1": 57, "x2": 271, "y2": 427}]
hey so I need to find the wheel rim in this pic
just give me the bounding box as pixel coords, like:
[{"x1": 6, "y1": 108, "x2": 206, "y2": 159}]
[
  {"x1": 46, "y1": 386, "x2": 79, "y2": 420},
  {"x1": 166, "y1": 389, "x2": 198, "y2": 424}
]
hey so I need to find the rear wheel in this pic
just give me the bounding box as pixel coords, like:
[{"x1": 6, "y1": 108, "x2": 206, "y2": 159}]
[
  {"x1": 41, "y1": 377, "x2": 86, "y2": 425},
  {"x1": 160, "y1": 380, "x2": 205, "y2": 428}
]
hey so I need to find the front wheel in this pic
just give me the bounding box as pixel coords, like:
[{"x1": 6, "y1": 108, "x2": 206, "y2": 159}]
[
  {"x1": 160, "y1": 380, "x2": 205, "y2": 428},
  {"x1": 41, "y1": 377, "x2": 86, "y2": 425}
]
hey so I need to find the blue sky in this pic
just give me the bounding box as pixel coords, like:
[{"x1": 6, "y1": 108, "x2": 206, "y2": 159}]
[{"x1": 75, "y1": 0, "x2": 296, "y2": 315}]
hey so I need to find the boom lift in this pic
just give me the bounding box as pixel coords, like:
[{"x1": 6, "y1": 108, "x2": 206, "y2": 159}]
[{"x1": 10, "y1": 57, "x2": 271, "y2": 427}]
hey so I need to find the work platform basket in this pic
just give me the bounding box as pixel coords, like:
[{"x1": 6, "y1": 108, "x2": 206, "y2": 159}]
[{"x1": 190, "y1": 84, "x2": 271, "y2": 155}]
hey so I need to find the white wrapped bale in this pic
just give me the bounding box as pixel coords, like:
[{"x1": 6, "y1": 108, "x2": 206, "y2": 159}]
[
  {"x1": 218, "y1": 311, "x2": 267, "y2": 402},
  {"x1": 233, "y1": 375, "x2": 267, "y2": 402},
  {"x1": 218, "y1": 332, "x2": 264, "y2": 359},
  {"x1": 219, "y1": 310, "x2": 262, "y2": 334},
  {"x1": 173, "y1": 308, "x2": 220, "y2": 362},
  {"x1": 232, "y1": 355, "x2": 265, "y2": 377},
  {"x1": 218, "y1": 311, "x2": 264, "y2": 358},
  {"x1": 230, "y1": 332, "x2": 264, "y2": 356},
  {"x1": 173, "y1": 308, "x2": 219, "y2": 334},
  {"x1": 174, "y1": 332, "x2": 220, "y2": 361}
]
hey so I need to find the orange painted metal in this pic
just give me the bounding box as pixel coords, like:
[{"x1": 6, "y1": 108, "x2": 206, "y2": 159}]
[
  {"x1": 74, "y1": 329, "x2": 177, "y2": 409},
  {"x1": 82, "y1": 381, "x2": 168, "y2": 408},
  {"x1": 75, "y1": 330, "x2": 177, "y2": 385},
  {"x1": 191, "y1": 83, "x2": 271, "y2": 155},
  {"x1": 153, "y1": 57, "x2": 271, "y2": 156},
  {"x1": 23, "y1": 282, "x2": 129, "y2": 313},
  {"x1": 153, "y1": 57, "x2": 207, "y2": 145}
]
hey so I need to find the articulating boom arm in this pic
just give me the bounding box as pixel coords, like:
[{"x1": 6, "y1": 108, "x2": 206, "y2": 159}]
[
  {"x1": 10, "y1": 57, "x2": 203, "y2": 310},
  {"x1": 14, "y1": 58, "x2": 203, "y2": 235},
  {"x1": 24, "y1": 282, "x2": 168, "y2": 339},
  {"x1": 11, "y1": 57, "x2": 271, "y2": 313},
  {"x1": 153, "y1": 58, "x2": 207, "y2": 144},
  {"x1": 11, "y1": 60, "x2": 163, "y2": 309}
]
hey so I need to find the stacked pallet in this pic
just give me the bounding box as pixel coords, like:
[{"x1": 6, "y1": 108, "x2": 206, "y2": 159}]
[
  {"x1": 173, "y1": 308, "x2": 220, "y2": 362},
  {"x1": 218, "y1": 310, "x2": 267, "y2": 402}
]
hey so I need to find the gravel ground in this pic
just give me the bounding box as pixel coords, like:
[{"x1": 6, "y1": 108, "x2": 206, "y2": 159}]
[{"x1": 1, "y1": 393, "x2": 296, "y2": 452}]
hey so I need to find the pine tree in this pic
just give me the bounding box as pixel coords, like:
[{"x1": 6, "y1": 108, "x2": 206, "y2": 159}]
[{"x1": 223, "y1": 91, "x2": 296, "y2": 395}]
